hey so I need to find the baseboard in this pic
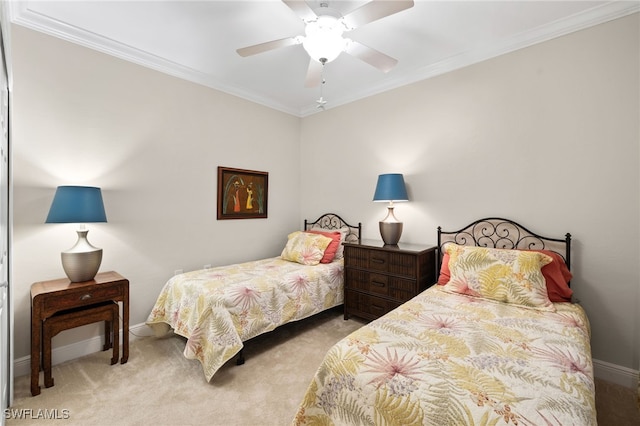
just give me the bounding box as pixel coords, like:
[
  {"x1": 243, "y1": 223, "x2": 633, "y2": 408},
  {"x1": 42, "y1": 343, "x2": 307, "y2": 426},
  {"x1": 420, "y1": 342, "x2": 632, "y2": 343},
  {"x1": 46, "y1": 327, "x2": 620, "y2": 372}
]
[
  {"x1": 15, "y1": 325, "x2": 639, "y2": 390},
  {"x1": 13, "y1": 322, "x2": 153, "y2": 378},
  {"x1": 593, "y1": 358, "x2": 639, "y2": 389}
]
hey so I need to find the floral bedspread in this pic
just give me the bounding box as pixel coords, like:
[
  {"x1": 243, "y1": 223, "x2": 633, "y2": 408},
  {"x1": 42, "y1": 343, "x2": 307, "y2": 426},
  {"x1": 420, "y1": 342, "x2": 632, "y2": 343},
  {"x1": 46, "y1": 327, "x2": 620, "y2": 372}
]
[
  {"x1": 293, "y1": 286, "x2": 596, "y2": 426},
  {"x1": 146, "y1": 257, "x2": 344, "y2": 381}
]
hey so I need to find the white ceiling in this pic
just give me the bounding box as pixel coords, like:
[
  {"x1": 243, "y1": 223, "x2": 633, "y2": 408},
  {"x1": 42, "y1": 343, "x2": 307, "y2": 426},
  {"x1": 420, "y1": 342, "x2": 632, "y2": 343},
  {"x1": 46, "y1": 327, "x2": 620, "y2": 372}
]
[{"x1": 7, "y1": 1, "x2": 639, "y2": 116}]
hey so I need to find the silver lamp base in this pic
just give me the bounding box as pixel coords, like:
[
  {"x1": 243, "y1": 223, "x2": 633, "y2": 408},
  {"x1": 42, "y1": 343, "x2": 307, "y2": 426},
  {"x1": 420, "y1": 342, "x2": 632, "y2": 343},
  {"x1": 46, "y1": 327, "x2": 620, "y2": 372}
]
[
  {"x1": 379, "y1": 221, "x2": 403, "y2": 245},
  {"x1": 379, "y1": 205, "x2": 404, "y2": 245},
  {"x1": 61, "y1": 229, "x2": 102, "y2": 282}
]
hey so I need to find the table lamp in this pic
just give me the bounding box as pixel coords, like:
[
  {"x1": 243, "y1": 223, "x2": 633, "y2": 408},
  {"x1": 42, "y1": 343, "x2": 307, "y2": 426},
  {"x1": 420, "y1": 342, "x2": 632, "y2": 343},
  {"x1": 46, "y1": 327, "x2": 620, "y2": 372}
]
[
  {"x1": 46, "y1": 186, "x2": 107, "y2": 282},
  {"x1": 373, "y1": 173, "x2": 408, "y2": 245}
]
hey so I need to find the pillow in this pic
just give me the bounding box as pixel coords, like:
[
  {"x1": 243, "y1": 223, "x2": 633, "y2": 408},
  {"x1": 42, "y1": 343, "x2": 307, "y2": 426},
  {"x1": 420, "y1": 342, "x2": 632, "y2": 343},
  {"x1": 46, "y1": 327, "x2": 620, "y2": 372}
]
[
  {"x1": 438, "y1": 247, "x2": 573, "y2": 303},
  {"x1": 531, "y1": 250, "x2": 573, "y2": 303},
  {"x1": 281, "y1": 231, "x2": 333, "y2": 265},
  {"x1": 437, "y1": 252, "x2": 451, "y2": 285},
  {"x1": 306, "y1": 230, "x2": 342, "y2": 263},
  {"x1": 311, "y1": 226, "x2": 350, "y2": 259},
  {"x1": 442, "y1": 244, "x2": 555, "y2": 311}
]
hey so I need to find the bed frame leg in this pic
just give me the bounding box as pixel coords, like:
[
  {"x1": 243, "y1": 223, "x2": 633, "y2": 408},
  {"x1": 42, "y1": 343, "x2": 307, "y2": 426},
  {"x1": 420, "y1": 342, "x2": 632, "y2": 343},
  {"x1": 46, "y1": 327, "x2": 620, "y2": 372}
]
[{"x1": 236, "y1": 349, "x2": 245, "y2": 365}]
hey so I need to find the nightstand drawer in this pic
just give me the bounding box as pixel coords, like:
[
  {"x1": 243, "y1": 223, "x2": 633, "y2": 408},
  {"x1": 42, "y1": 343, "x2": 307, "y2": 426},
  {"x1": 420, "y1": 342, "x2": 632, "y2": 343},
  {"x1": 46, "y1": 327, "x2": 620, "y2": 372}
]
[
  {"x1": 346, "y1": 269, "x2": 386, "y2": 294},
  {"x1": 388, "y1": 252, "x2": 418, "y2": 279},
  {"x1": 345, "y1": 289, "x2": 401, "y2": 320},
  {"x1": 345, "y1": 248, "x2": 418, "y2": 278},
  {"x1": 346, "y1": 269, "x2": 416, "y2": 300},
  {"x1": 368, "y1": 251, "x2": 389, "y2": 272},
  {"x1": 44, "y1": 284, "x2": 123, "y2": 312},
  {"x1": 368, "y1": 273, "x2": 389, "y2": 295},
  {"x1": 344, "y1": 246, "x2": 370, "y2": 269},
  {"x1": 344, "y1": 246, "x2": 391, "y2": 272}
]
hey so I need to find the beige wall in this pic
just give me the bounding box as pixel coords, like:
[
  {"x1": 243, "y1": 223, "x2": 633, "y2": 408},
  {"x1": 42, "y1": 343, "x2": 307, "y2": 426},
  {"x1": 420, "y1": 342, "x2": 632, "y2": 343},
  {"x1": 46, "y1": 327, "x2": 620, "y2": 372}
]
[
  {"x1": 9, "y1": 13, "x2": 640, "y2": 383},
  {"x1": 301, "y1": 13, "x2": 639, "y2": 376},
  {"x1": 11, "y1": 25, "x2": 302, "y2": 361}
]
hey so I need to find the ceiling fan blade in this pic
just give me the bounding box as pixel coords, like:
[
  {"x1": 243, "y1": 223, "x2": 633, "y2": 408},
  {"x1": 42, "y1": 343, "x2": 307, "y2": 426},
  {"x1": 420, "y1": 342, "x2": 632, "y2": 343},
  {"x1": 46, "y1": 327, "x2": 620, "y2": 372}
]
[
  {"x1": 304, "y1": 59, "x2": 323, "y2": 88},
  {"x1": 345, "y1": 40, "x2": 398, "y2": 73},
  {"x1": 282, "y1": 0, "x2": 317, "y2": 22},
  {"x1": 236, "y1": 37, "x2": 300, "y2": 57},
  {"x1": 342, "y1": 0, "x2": 414, "y2": 29}
]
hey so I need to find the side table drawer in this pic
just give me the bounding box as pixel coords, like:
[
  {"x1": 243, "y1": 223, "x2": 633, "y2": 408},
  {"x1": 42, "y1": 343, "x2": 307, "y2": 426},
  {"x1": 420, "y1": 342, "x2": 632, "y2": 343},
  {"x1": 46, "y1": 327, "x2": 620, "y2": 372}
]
[
  {"x1": 346, "y1": 269, "x2": 416, "y2": 301},
  {"x1": 43, "y1": 284, "x2": 122, "y2": 312},
  {"x1": 346, "y1": 269, "x2": 388, "y2": 295},
  {"x1": 345, "y1": 249, "x2": 417, "y2": 278},
  {"x1": 344, "y1": 246, "x2": 370, "y2": 269},
  {"x1": 388, "y1": 252, "x2": 417, "y2": 278},
  {"x1": 387, "y1": 276, "x2": 419, "y2": 301},
  {"x1": 368, "y1": 251, "x2": 389, "y2": 272},
  {"x1": 344, "y1": 246, "x2": 390, "y2": 272},
  {"x1": 345, "y1": 289, "x2": 401, "y2": 320}
]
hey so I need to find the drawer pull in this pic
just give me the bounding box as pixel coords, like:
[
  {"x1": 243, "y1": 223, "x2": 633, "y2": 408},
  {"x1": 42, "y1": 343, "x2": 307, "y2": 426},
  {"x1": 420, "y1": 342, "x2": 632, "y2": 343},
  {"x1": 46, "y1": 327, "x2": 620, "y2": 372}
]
[
  {"x1": 371, "y1": 304, "x2": 384, "y2": 311},
  {"x1": 80, "y1": 294, "x2": 92, "y2": 301},
  {"x1": 372, "y1": 280, "x2": 386, "y2": 287},
  {"x1": 371, "y1": 258, "x2": 385, "y2": 264}
]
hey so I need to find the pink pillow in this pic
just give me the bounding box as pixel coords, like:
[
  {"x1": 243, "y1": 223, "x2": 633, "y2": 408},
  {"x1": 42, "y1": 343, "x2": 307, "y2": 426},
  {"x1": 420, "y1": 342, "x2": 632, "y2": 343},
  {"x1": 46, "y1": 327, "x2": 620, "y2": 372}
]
[
  {"x1": 535, "y1": 250, "x2": 573, "y2": 303},
  {"x1": 437, "y1": 247, "x2": 573, "y2": 302},
  {"x1": 437, "y1": 252, "x2": 451, "y2": 285},
  {"x1": 306, "y1": 230, "x2": 341, "y2": 263}
]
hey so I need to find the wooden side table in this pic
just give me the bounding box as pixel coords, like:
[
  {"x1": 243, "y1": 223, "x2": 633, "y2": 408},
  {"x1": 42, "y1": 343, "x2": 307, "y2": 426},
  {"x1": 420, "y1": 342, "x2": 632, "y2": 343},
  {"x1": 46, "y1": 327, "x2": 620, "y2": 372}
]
[
  {"x1": 30, "y1": 271, "x2": 129, "y2": 396},
  {"x1": 343, "y1": 240, "x2": 436, "y2": 321},
  {"x1": 42, "y1": 301, "x2": 119, "y2": 389}
]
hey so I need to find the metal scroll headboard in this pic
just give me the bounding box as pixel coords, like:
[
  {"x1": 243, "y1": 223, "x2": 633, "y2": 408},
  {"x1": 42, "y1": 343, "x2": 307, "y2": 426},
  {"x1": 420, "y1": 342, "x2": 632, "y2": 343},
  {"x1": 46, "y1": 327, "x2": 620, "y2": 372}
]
[
  {"x1": 304, "y1": 213, "x2": 362, "y2": 242},
  {"x1": 436, "y1": 217, "x2": 571, "y2": 279}
]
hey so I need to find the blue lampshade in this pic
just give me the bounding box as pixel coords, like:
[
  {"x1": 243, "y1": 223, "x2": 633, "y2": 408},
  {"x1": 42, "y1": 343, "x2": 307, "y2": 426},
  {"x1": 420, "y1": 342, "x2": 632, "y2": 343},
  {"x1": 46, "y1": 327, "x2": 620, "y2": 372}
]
[
  {"x1": 372, "y1": 174, "x2": 408, "y2": 202},
  {"x1": 46, "y1": 186, "x2": 107, "y2": 223}
]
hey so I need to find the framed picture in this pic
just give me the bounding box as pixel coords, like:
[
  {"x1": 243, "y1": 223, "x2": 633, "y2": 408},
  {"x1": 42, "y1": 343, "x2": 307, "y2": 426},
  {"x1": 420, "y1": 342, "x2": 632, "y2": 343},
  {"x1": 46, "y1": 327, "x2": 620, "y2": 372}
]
[{"x1": 217, "y1": 166, "x2": 268, "y2": 220}]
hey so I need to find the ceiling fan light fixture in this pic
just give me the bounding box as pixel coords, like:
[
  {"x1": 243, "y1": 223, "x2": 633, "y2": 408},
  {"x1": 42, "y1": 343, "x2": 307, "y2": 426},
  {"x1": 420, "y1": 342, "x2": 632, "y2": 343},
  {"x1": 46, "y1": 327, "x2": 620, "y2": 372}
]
[{"x1": 302, "y1": 15, "x2": 347, "y2": 63}]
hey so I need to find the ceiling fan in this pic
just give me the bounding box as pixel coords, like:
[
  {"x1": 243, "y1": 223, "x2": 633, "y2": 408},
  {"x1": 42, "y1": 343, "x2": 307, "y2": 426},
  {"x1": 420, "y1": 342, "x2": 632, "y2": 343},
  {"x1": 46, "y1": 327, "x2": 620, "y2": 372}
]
[{"x1": 236, "y1": 0, "x2": 415, "y2": 88}]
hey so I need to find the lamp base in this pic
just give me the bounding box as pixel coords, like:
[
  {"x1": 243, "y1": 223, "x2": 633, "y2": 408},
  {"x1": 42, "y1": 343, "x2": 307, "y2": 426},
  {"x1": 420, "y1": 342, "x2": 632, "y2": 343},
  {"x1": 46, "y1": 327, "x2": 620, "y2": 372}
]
[
  {"x1": 379, "y1": 221, "x2": 403, "y2": 246},
  {"x1": 61, "y1": 229, "x2": 102, "y2": 282}
]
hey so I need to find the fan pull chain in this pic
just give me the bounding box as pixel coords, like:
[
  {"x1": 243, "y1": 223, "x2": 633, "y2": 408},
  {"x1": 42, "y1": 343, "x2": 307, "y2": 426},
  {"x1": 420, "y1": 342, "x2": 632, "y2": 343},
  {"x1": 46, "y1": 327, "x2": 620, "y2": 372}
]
[{"x1": 316, "y1": 58, "x2": 328, "y2": 111}]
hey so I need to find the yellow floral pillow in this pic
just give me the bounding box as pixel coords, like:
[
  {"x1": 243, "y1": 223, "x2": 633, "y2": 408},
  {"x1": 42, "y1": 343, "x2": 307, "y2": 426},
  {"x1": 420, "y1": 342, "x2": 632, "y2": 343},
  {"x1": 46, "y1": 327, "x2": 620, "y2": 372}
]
[
  {"x1": 281, "y1": 231, "x2": 332, "y2": 265},
  {"x1": 443, "y1": 243, "x2": 555, "y2": 311}
]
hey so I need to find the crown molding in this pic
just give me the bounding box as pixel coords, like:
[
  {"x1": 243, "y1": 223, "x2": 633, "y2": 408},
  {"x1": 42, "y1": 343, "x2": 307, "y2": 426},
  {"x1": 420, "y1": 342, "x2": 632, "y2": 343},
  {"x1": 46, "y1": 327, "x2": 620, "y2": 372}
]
[
  {"x1": 9, "y1": 1, "x2": 640, "y2": 118},
  {"x1": 301, "y1": 1, "x2": 640, "y2": 116},
  {"x1": 8, "y1": 1, "x2": 301, "y2": 116}
]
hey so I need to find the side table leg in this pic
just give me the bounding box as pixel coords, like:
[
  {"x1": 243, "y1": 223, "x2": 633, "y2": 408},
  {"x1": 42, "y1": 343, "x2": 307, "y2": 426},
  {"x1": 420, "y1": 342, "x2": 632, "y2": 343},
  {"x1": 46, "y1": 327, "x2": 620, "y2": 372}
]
[
  {"x1": 121, "y1": 286, "x2": 129, "y2": 364},
  {"x1": 110, "y1": 303, "x2": 119, "y2": 365},
  {"x1": 30, "y1": 312, "x2": 41, "y2": 396},
  {"x1": 43, "y1": 321, "x2": 54, "y2": 388},
  {"x1": 103, "y1": 319, "x2": 112, "y2": 351}
]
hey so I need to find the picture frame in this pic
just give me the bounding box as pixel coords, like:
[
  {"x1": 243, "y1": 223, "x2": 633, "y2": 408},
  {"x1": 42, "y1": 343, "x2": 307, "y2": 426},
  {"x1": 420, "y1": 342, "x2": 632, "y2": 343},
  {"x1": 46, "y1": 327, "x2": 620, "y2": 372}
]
[{"x1": 217, "y1": 166, "x2": 268, "y2": 220}]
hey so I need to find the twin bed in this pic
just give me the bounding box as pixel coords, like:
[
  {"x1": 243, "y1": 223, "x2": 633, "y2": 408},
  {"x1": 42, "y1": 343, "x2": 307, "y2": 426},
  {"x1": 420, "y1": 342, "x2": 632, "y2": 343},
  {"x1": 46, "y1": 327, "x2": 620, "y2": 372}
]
[
  {"x1": 146, "y1": 213, "x2": 361, "y2": 380},
  {"x1": 292, "y1": 218, "x2": 596, "y2": 425},
  {"x1": 146, "y1": 216, "x2": 596, "y2": 425}
]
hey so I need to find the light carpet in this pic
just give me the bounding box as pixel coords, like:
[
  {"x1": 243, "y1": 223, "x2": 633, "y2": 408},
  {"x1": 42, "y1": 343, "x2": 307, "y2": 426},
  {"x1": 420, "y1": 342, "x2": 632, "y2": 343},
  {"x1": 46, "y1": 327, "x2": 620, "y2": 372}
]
[
  {"x1": 8, "y1": 307, "x2": 365, "y2": 426},
  {"x1": 7, "y1": 307, "x2": 640, "y2": 425}
]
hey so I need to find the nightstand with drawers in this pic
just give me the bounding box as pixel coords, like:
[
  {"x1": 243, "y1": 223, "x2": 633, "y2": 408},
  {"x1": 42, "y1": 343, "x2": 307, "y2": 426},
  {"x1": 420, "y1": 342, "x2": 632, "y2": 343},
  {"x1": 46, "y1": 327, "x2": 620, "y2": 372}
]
[{"x1": 343, "y1": 240, "x2": 436, "y2": 321}]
